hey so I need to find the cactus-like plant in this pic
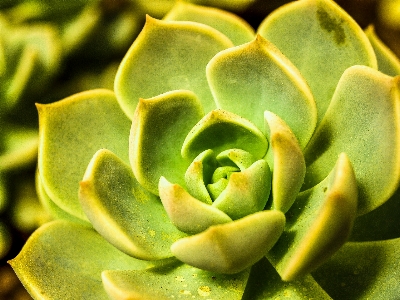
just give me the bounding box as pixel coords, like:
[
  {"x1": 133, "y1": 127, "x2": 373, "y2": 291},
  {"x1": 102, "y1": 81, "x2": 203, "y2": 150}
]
[{"x1": 10, "y1": 0, "x2": 400, "y2": 299}]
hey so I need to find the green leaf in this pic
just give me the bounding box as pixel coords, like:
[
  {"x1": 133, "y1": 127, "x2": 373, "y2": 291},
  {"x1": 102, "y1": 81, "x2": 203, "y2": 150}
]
[
  {"x1": 207, "y1": 35, "x2": 316, "y2": 148},
  {"x1": 36, "y1": 173, "x2": 88, "y2": 225},
  {"x1": 365, "y1": 25, "x2": 400, "y2": 76},
  {"x1": 159, "y1": 176, "x2": 232, "y2": 234},
  {"x1": 102, "y1": 260, "x2": 250, "y2": 300},
  {"x1": 114, "y1": 15, "x2": 233, "y2": 118},
  {"x1": 258, "y1": 0, "x2": 377, "y2": 124},
  {"x1": 268, "y1": 153, "x2": 358, "y2": 281},
  {"x1": 181, "y1": 109, "x2": 268, "y2": 161},
  {"x1": 171, "y1": 210, "x2": 285, "y2": 274},
  {"x1": 313, "y1": 238, "x2": 400, "y2": 299},
  {"x1": 164, "y1": 2, "x2": 255, "y2": 46},
  {"x1": 184, "y1": 149, "x2": 217, "y2": 205},
  {"x1": 212, "y1": 159, "x2": 271, "y2": 220},
  {"x1": 350, "y1": 186, "x2": 400, "y2": 242},
  {"x1": 129, "y1": 90, "x2": 204, "y2": 195},
  {"x1": 216, "y1": 148, "x2": 257, "y2": 170},
  {"x1": 264, "y1": 111, "x2": 306, "y2": 213},
  {"x1": 80, "y1": 149, "x2": 186, "y2": 260},
  {"x1": 37, "y1": 89, "x2": 131, "y2": 221},
  {"x1": 242, "y1": 257, "x2": 332, "y2": 300},
  {"x1": 303, "y1": 65, "x2": 400, "y2": 215},
  {"x1": 9, "y1": 220, "x2": 153, "y2": 300}
]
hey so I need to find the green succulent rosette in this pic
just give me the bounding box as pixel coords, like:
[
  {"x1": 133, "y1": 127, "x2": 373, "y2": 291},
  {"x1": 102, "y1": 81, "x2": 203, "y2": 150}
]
[{"x1": 10, "y1": 0, "x2": 400, "y2": 299}]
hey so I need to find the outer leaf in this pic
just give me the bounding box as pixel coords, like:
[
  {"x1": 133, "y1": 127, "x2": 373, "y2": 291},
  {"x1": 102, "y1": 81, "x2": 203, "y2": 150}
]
[
  {"x1": 264, "y1": 111, "x2": 306, "y2": 213},
  {"x1": 303, "y1": 66, "x2": 400, "y2": 215},
  {"x1": 258, "y1": 0, "x2": 377, "y2": 124},
  {"x1": 365, "y1": 25, "x2": 400, "y2": 76},
  {"x1": 37, "y1": 89, "x2": 131, "y2": 221},
  {"x1": 171, "y1": 210, "x2": 285, "y2": 274},
  {"x1": 207, "y1": 35, "x2": 316, "y2": 148},
  {"x1": 159, "y1": 176, "x2": 232, "y2": 235},
  {"x1": 181, "y1": 109, "x2": 268, "y2": 161},
  {"x1": 242, "y1": 257, "x2": 332, "y2": 300},
  {"x1": 102, "y1": 260, "x2": 250, "y2": 300},
  {"x1": 36, "y1": 173, "x2": 88, "y2": 225},
  {"x1": 212, "y1": 159, "x2": 271, "y2": 220},
  {"x1": 79, "y1": 149, "x2": 186, "y2": 260},
  {"x1": 268, "y1": 153, "x2": 358, "y2": 281},
  {"x1": 350, "y1": 187, "x2": 400, "y2": 242},
  {"x1": 164, "y1": 2, "x2": 255, "y2": 46},
  {"x1": 130, "y1": 90, "x2": 204, "y2": 195},
  {"x1": 313, "y1": 238, "x2": 400, "y2": 299},
  {"x1": 9, "y1": 220, "x2": 152, "y2": 300},
  {"x1": 114, "y1": 15, "x2": 233, "y2": 118}
]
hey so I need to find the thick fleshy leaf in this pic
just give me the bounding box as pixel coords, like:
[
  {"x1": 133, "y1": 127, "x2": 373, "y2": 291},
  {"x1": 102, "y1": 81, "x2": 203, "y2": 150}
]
[
  {"x1": 37, "y1": 89, "x2": 131, "y2": 221},
  {"x1": 242, "y1": 257, "x2": 332, "y2": 300},
  {"x1": 36, "y1": 173, "x2": 88, "y2": 225},
  {"x1": 130, "y1": 90, "x2": 204, "y2": 195},
  {"x1": 182, "y1": 109, "x2": 268, "y2": 161},
  {"x1": 184, "y1": 149, "x2": 217, "y2": 205},
  {"x1": 313, "y1": 238, "x2": 400, "y2": 299},
  {"x1": 365, "y1": 25, "x2": 400, "y2": 76},
  {"x1": 212, "y1": 159, "x2": 271, "y2": 220},
  {"x1": 80, "y1": 149, "x2": 186, "y2": 260},
  {"x1": 207, "y1": 35, "x2": 316, "y2": 148},
  {"x1": 102, "y1": 260, "x2": 250, "y2": 300},
  {"x1": 171, "y1": 210, "x2": 285, "y2": 274},
  {"x1": 264, "y1": 111, "x2": 306, "y2": 213},
  {"x1": 258, "y1": 0, "x2": 377, "y2": 124},
  {"x1": 164, "y1": 2, "x2": 255, "y2": 46},
  {"x1": 114, "y1": 15, "x2": 233, "y2": 118},
  {"x1": 9, "y1": 220, "x2": 153, "y2": 300},
  {"x1": 216, "y1": 148, "x2": 257, "y2": 170},
  {"x1": 350, "y1": 187, "x2": 400, "y2": 242},
  {"x1": 159, "y1": 176, "x2": 232, "y2": 234},
  {"x1": 303, "y1": 65, "x2": 400, "y2": 215},
  {"x1": 268, "y1": 153, "x2": 358, "y2": 281}
]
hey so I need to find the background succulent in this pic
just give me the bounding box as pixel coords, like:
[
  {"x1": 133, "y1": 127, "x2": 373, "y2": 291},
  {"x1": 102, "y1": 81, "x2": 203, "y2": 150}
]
[{"x1": 4, "y1": 0, "x2": 400, "y2": 299}]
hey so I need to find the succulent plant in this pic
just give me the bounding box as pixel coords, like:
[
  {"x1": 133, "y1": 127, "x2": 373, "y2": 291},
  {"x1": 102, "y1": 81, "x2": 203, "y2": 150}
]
[{"x1": 10, "y1": 0, "x2": 400, "y2": 299}]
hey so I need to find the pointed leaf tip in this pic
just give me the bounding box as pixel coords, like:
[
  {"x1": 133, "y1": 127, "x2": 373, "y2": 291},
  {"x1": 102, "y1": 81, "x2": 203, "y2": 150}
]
[{"x1": 172, "y1": 210, "x2": 285, "y2": 274}]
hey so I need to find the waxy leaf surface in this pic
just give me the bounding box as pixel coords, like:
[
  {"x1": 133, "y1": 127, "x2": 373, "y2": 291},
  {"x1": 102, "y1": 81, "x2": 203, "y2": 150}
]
[
  {"x1": 207, "y1": 35, "x2": 316, "y2": 148},
  {"x1": 182, "y1": 109, "x2": 268, "y2": 161},
  {"x1": 172, "y1": 210, "x2": 285, "y2": 274},
  {"x1": 304, "y1": 66, "x2": 400, "y2": 215},
  {"x1": 268, "y1": 153, "x2": 358, "y2": 281},
  {"x1": 264, "y1": 111, "x2": 306, "y2": 213},
  {"x1": 9, "y1": 221, "x2": 152, "y2": 300},
  {"x1": 313, "y1": 238, "x2": 400, "y2": 299},
  {"x1": 80, "y1": 149, "x2": 186, "y2": 260},
  {"x1": 37, "y1": 89, "x2": 131, "y2": 221},
  {"x1": 130, "y1": 90, "x2": 203, "y2": 195},
  {"x1": 159, "y1": 176, "x2": 232, "y2": 235},
  {"x1": 115, "y1": 16, "x2": 233, "y2": 118},
  {"x1": 258, "y1": 0, "x2": 377, "y2": 123},
  {"x1": 102, "y1": 260, "x2": 250, "y2": 300},
  {"x1": 164, "y1": 2, "x2": 255, "y2": 46}
]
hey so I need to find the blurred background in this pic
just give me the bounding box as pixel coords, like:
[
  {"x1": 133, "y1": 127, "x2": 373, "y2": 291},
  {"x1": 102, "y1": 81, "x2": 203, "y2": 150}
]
[{"x1": 0, "y1": 0, "x2": 399, "y2": 299}]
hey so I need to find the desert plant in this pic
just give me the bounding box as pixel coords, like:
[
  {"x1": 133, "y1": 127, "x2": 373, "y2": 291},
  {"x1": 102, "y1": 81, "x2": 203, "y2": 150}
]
[{"x1": 10, "y1": 0, "x2": 400, "y2": 299}]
